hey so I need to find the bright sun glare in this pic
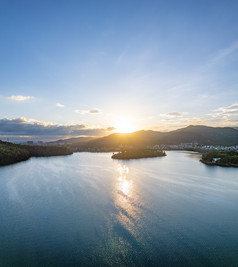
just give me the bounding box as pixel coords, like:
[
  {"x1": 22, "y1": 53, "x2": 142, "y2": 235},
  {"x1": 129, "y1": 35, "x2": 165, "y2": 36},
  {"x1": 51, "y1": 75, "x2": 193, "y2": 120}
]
[{"x1": 115, "y1": 118, "x2": 138, "y2": 133}]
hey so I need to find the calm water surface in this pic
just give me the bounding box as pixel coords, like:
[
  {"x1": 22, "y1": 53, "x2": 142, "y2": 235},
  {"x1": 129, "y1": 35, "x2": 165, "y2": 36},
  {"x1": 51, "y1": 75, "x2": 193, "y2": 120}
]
[{"x1": 0, "y1": 151, "x2": 238, "y2": 266}]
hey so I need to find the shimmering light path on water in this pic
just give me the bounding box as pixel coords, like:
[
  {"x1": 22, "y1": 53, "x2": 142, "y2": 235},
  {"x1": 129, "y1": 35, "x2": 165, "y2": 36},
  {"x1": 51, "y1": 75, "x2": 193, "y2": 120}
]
[{"x1": 0, "y1": 151, "x2": 238, "y2": 266}]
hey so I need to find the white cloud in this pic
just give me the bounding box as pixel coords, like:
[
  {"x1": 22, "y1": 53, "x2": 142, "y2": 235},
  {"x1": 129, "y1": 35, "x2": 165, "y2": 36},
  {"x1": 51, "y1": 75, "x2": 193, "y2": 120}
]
[
  {"x1": 159, "y1": 112, "x2": 188, "y2": 118},
  {"x1": 56, "y1": 103, "x2": 64, "y2": 108},
  {"x1": 215, "y1": 103, "x2": 238, "y2": 115},
  {"x1": 8, "y1": 95, "x2": 34, "y2": 101},
  {"x1": 202, "y1": 103, "x2": 238, "y2": 127},
  {"x1": 166, "y1": 112, "x2": 188, "y2": 117},
  {"x1": 75, "y1": 108, "x2": 101, "y2": 115},
  {"x1": 208, "y1": 103, "x2": 238, "y2": 120}
]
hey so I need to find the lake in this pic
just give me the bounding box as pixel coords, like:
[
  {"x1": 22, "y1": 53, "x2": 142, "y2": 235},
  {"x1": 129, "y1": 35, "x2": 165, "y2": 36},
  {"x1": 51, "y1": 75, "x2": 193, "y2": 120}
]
[{"x1": 0, "y1": 151, "x2": 238, "y2": 266}]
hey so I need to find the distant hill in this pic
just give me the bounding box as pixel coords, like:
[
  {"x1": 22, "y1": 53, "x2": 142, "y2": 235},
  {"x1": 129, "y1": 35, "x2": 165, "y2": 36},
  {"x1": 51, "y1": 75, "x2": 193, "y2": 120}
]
[
  {"x1": 83, "y1": 130, "x2": 164, "y2": 149},
  {"x1": 78, "y1": 125, "x2": 238, "y2": 150},
  {"x1": 160, "y1": 125, "x2": 238, "y2": 145},
  {"x1": 47, "y1": 137, "x2": 94, "y2": 145}
]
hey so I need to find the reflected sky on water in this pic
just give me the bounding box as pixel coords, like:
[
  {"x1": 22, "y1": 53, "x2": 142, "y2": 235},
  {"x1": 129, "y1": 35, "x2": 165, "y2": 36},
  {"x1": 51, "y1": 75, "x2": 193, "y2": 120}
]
[{"x1": 0, "y1": 151, "x2": 238, "y2": 266}]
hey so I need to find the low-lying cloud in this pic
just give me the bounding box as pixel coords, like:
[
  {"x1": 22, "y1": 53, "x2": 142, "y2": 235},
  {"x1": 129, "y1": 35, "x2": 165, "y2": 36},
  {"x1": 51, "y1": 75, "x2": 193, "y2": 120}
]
[{"x1": 0, "y1": 117, "x2": 115, "y2": 142}]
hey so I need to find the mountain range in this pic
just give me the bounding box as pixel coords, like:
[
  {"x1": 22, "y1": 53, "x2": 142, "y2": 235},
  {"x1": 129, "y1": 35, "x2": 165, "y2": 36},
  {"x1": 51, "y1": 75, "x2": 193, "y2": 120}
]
[{"x1": 57, "y1": 125, "x2": 238, "y2": 149}]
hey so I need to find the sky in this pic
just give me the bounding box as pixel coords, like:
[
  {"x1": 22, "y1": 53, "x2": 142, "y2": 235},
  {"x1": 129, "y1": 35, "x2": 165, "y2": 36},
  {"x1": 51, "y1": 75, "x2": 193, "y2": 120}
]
[{"x1": 1, "y1": 0, "x2": 238, "y2": 141}]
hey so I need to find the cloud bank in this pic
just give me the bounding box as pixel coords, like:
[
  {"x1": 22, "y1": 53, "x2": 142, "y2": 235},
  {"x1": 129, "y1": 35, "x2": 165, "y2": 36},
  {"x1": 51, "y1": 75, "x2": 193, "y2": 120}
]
[{"x1": 0, "y1": 117, "x2": 115, "y2": 142}]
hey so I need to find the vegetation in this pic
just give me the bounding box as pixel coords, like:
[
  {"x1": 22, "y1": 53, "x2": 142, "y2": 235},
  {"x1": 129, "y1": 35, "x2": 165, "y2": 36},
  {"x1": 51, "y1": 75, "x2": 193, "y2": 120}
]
[
  {"x1": 201, "y1": 150, "x2": 238, "y2": 167},
  {"x1": 112, "y1": 148, "x2": 166, "y2": 160},
  {"x1": 0, "y1": 141, "x2": 73, "y2": 166},
  {"x1": 22, "y1": 144, "x2": 73, "y2": 157},
  {"x1": 0, "y1": 141, "x2": 30, "y2": 166}
]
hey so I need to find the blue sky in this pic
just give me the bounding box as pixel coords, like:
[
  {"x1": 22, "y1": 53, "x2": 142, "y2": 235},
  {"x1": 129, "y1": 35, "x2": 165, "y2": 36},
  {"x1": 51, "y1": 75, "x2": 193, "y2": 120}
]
[{"x1": 1, "y1": 0, "x2": 238, "y2": 141}]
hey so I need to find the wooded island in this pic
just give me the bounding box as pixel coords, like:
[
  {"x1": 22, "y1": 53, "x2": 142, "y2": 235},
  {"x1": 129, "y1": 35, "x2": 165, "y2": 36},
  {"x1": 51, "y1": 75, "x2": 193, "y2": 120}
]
[{"x1": 112, "y1": 148, "x2": 166, "y2": 160}]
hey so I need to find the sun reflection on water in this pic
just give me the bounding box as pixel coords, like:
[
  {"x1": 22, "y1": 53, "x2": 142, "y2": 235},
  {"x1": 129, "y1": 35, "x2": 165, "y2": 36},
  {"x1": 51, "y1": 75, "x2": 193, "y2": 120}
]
[
  {"x1": 117, "y1": 165, "x2": 132, "y2": 195},
  {"x1": 112, "y1": 163, "x2": 144, "y2": 244}
]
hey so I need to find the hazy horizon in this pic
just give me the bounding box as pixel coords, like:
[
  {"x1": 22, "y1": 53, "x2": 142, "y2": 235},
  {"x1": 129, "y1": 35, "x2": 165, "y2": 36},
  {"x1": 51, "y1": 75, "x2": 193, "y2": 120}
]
[{"x1": 1, "y1": 123, "x2": 238, "y2": 144}]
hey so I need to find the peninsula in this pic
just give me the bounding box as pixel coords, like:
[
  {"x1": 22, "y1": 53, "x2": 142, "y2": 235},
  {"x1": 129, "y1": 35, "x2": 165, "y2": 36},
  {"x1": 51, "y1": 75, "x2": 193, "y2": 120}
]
[
  {"x1": 0, "y1": 141, "x2": 73, "y2": 166},
  {"x1": 201, "y1": 150, "x2": 238, "y2": 167}
]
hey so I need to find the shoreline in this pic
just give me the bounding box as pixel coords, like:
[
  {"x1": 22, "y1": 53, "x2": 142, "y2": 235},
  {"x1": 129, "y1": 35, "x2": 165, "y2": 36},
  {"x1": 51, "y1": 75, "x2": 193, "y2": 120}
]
[
  {"x1": 1, "y1": 149, "x2": 238, "y2": 168},
  {"x1": 0, "y1": 141, "x2": 73, "y2": 167},
  {"x1": 0, "y1": 152, "x2": 74, "y2": 167},
  {"x1": 200, "y1": 159, "x2": 238, "y2": 168}
]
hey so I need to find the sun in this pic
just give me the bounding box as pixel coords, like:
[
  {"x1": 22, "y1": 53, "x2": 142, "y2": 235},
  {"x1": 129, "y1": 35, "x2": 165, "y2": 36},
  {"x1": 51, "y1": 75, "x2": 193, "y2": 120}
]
[{"x1": 115, "y1": 118, "x2": 138, "y2": 133}]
